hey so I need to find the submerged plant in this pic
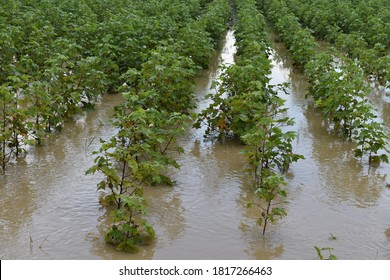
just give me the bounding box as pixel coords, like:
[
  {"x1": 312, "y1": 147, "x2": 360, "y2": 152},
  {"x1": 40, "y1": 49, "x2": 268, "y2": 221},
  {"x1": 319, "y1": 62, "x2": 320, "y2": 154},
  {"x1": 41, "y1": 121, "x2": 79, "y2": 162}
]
[
  {"x1": 314, "y1": 246, "x2": 337, "y2": 260},
  {"x1": 329, "y1": 233, "x2": 337, "y2": 241},
  {"x1": 353, "y1": 120, "x2": 390, "y2": 165},
  {"x1": 196, "y1": 0, "x2": 303, "y2": 236},
  {"x1": 243, "y1": 112, "x2": 302, "y2": 235},
  {"x1": 248, "y1": 174, "x2": 288, "y2": 235},
  {"x1": 86, "y1": 95, "x2": 189, "y2": 252},
  {"x1": 105, "y1": 195, "x2": 155, "y2": 253}
]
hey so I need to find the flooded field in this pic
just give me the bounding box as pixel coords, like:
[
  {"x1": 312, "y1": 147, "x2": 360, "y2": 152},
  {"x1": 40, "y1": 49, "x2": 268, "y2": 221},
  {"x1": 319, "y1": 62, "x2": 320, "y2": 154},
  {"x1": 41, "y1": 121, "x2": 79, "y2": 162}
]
[{"x1": 1, "y1": 30, "x2": 389, "y2": 260}]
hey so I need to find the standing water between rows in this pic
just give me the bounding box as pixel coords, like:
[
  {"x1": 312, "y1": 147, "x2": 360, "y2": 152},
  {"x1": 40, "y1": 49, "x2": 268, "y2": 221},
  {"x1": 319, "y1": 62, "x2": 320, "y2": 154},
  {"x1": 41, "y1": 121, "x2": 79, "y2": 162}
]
[{"x1": 0, "y1": 30, "x2": 389, "y2": 259}]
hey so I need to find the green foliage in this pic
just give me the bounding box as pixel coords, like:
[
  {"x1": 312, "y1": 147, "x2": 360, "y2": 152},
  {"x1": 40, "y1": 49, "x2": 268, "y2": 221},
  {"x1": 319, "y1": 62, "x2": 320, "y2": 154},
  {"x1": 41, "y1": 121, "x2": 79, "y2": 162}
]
[
  {"x1": 0, "y1": 0, "x2": 231, "y2": 171},
  {"x1": 1, "y1": 0, "x2": 233, "y2": 251},
  {"x1": 353, "y1": 121, "x2": 390, "y2": 165},
  {"x1": 196, "y1": 0, "x2": 302, "y2": 235},
  {"x1": 283, "y1": 0, "x2": 390, "y2": 85},
  {"x1": 201, "y1": 0, "x2": 231, "y2": 46},
  {"x1": 261, "y1": 0, "x2": 389, "y2": 166},
  {"x1": 105, "y1": 195, "x2": 156, "y2": 253},
  {"x1": 125, "y1": 44, "x2": 200, "y2": 113},
  {"x1": 252, "y1": 174, "x2": 288, "y2": 235},
  {"x1": 86, "y1": 95, "x2": 189, "y2": 203},
  {"x1": 86, "y1": 91, "x2": 191, "y2": 251},
  {"x1": 304, "y1": 53, "x2": 389, "y2": 164},
  {"x1": 176, "y1": 20, "x2": 214, "y2": 69},
  {"x1": 260, "y1": 0, "x2": 319, "y2": 67},
  {"x1": 314, "y1": 246, "x2": 337, "y2": 260},
  {"x1": 85, "y1": 0, "x2": 232, "y2": 252},
  {"x1": 242, "y1": 115, "x2": 303, "y2": 174}
]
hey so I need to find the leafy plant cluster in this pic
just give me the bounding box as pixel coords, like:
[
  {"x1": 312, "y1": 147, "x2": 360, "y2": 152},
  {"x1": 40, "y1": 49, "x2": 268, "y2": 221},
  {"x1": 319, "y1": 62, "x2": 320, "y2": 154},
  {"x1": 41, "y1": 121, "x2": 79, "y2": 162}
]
[
  {"x1": 196, "y1": 0, "x2": 303, "y2": 235},
  {"x1": 259, "y1": 0, "x2": 389, "y2": 165},
  {"x1": 0, "y1": 0, "x2": 218, "y2": 171},
  {"x1": 283, "y1": 0, "x2": 390, "y2": 86},
  {"x1": 87, "y1": 0, "x2": 231, "y2": 252}
]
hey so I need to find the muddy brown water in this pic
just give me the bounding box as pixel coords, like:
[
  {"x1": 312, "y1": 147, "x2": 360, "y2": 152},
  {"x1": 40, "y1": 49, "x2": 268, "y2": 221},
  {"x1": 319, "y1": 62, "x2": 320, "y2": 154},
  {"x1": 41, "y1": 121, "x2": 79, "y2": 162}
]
[{"x1": 1, "y1": 30, "x2": 389, "y2": 260}]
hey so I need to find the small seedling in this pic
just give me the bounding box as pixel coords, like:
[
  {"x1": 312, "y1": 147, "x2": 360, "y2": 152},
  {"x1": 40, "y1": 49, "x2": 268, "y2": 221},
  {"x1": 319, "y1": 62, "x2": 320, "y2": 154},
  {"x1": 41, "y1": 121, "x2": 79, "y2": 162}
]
[{"x1": 314, "y1": 246, "x2": 337, "y2": 260}]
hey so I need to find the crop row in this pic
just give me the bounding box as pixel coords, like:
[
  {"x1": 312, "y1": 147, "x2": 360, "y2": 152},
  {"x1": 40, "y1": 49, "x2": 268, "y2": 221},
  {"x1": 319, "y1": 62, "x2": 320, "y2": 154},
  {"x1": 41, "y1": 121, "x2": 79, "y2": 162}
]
[
  {"x1": 196, "y1": 0, "x2": 303, "y2": 234},
  {"x1": 0, "y1": 0, "x2": 217, "y2": 171},
  {"x1": 284, "y1": 0, "x2": 390, "y2": 48},
  {"x1": 259, "y1": 0, "x2": 389, "y2": 165},
  {"x1": 283, "y1": 0, "x2": 390, "y2": 86},
  {"x1": 0, "y1": 0, "x2": 231, "y2": 251},
  {"x1": 86, "y1": 0, "x2": 231, "y2": 252}
]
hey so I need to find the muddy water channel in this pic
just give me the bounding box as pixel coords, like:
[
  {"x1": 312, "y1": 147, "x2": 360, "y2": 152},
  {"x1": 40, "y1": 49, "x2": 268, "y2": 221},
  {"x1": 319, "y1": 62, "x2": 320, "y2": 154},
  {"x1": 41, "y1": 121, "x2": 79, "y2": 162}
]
[{"x1": 1, "y1": 31, "x2": 390, "y2": 260}]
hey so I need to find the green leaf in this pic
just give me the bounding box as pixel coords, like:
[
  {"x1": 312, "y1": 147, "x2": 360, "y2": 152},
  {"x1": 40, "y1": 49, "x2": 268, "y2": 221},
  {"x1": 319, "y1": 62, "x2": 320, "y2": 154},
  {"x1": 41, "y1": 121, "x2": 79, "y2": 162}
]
[
  {"x1": 380, "y1": 154, "x2": 389, "y2": 163},
  {"x1": 239, "y1": 114, "x2": 249, "y2": 122},
  {"x1": 354, "y1": 148, "x2": 363, "y2": 158},
  {"x1": 314, "y1": 246, "x2": 323, "y2": 260}
]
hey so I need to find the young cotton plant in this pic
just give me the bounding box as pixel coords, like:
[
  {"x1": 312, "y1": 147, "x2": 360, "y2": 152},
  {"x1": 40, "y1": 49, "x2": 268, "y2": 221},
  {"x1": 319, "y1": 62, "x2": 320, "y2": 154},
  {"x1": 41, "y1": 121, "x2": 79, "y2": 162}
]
[
  {"x1": 86, "y1": 92, "x2": 190, "y2": 252},
  {"x1": 242, "y1": 97, "x2": 303, "y2": 235}
]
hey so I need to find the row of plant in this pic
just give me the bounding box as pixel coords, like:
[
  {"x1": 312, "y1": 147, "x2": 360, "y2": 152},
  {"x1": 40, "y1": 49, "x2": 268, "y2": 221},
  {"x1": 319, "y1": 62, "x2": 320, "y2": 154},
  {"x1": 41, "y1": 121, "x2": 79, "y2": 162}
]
[
  {"x1": 258, "y1": 0, "x2": 389, "y2": 165},
  {"x1": 196, "y1": 0, "x2": 302, "y2": 235},
  {"x1": 282, "y1": 0, "x2": 390, "y2": 86},
  {"x1": 283, "y1": 0, "x2": 390, "y2": 48},
  {"x1": 86, "y1": 0, "x2": 231, "y2": 252},
  {"x1": 0, "y1": 0, "x2": 215, "y2": 172}
]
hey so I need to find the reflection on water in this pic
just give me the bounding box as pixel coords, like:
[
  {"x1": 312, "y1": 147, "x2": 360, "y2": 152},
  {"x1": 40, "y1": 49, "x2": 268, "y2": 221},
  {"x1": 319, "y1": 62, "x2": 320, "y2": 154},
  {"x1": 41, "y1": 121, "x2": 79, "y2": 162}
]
[{"x1": 1, "y1": 30, "x2": 389, "y2": 260}]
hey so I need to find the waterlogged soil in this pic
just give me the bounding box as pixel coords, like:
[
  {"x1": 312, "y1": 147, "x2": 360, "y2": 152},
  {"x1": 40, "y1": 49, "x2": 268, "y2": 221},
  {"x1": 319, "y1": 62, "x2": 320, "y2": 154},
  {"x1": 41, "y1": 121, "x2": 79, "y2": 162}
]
[{"x1": 1, "y1": 31, "x2": 390, "y2": 260}]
